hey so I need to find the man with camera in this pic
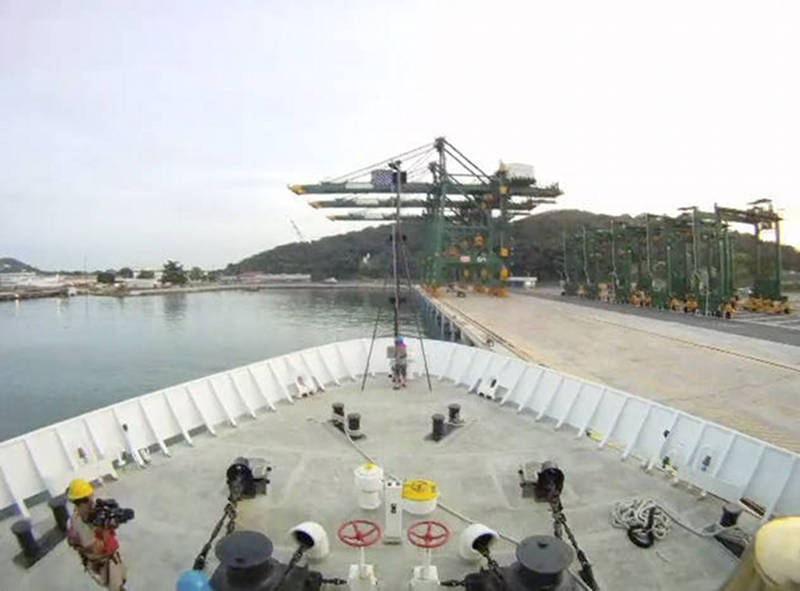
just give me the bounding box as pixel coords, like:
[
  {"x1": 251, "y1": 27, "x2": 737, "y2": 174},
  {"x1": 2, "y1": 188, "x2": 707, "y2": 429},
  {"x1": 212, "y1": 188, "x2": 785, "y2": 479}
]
[{"x1": 66, "y1": 479, "x2": 130, "y2": 591}]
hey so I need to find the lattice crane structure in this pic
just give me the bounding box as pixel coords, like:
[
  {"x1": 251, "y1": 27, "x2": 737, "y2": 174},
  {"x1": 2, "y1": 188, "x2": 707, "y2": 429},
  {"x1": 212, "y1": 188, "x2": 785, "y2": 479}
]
[
  {"x1": 289, "y1": 137, "x2": 562, "y2": 294},
  {"x1": 562, "y1": 199, "x2": 788, "y2": 316}
]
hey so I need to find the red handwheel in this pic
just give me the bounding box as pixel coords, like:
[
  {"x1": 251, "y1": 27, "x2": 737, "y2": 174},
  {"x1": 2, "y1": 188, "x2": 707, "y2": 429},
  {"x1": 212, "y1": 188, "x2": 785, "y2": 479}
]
[
  {"x1": 337, "y1": 520, "x2": 382, "y2": 548},
  {"x1": 407, "y1": 520, "x2": 450, "y2": 549}
]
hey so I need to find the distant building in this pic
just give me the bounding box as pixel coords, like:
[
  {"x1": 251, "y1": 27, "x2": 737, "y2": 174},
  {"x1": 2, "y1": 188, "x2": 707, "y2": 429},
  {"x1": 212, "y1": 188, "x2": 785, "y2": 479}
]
[
  {"x1": 0, "y1": 272, "x2": 38, "y2": 287},
  {"x1": 120, "y1": 277, "x2": 160, "y2": 289},
  {"x1": 0, "y1": 272, "x2": 74, "y2": 288},
  {"x1": 239, "y1": 272, "x2": 311, "y2": 284}
]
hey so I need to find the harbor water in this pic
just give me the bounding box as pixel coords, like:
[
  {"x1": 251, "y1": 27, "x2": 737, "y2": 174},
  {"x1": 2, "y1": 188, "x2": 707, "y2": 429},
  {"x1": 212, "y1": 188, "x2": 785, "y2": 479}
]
[{"x1": 0, "y1": 288, "x2": 430, "y2": 441}]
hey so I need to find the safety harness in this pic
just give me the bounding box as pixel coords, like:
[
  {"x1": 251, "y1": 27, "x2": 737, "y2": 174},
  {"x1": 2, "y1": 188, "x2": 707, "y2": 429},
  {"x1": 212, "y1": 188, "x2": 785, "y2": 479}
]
[{"x1": 67, "y1": 520, "x2": 122, "y2": 588}]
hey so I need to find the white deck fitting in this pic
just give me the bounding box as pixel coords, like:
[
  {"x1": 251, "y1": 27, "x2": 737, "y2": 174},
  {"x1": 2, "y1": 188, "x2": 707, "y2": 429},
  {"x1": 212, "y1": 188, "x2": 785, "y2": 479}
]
[{"x1": 0, "y1": 338, "x2": 798, "y2": 590}]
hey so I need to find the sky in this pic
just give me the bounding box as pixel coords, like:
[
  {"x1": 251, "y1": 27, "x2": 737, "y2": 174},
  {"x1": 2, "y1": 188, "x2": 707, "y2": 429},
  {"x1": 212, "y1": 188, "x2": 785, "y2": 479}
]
[{"x1": 1, "y1": 0, "x2": 798, "y2": 271}]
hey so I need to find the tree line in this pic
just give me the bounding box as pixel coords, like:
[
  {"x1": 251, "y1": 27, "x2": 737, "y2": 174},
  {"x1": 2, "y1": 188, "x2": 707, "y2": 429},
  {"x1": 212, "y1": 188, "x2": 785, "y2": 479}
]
[
  {"x1": 96, "y1": 261, "x2": 214, "y2": 285},
  {"x1": 226, "y1": 209, "x2": 800, "y2": 285}
]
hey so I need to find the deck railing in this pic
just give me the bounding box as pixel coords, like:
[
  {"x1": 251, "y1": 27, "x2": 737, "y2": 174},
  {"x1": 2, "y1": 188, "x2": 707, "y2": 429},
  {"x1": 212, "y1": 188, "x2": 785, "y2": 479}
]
[{"x1": 0, "y1": 338, "x2": 797, "y2": 521}]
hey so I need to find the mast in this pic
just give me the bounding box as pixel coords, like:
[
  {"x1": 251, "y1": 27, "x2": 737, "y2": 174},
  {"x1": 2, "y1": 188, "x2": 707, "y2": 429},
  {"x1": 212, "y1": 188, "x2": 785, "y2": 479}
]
[{"x1": 389, "y1": 160, "x2": 403, "y2": 340}]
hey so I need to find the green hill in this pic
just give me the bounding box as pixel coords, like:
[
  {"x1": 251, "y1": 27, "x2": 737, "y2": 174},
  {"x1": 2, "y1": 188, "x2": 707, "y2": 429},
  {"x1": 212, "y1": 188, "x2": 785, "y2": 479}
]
[
  {"x1": 227, "y1": 210, "x2": 800, "y2": 284},
  {"x1": 227, "y1": 223, "x2": 426, "y2": 280},
  {"x1": 0, "y1": 257, "x2": 39, "y2": 273}
]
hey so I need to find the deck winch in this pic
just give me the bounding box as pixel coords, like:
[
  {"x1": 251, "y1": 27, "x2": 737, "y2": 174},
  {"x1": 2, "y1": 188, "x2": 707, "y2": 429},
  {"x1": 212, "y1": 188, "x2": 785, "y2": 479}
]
[
  {"x1": 518, "y1": 461, "x2": 564, "y2": 502},
  {"x1": 516, "y1": 461, "x2": 598, "y2": 590},
  {"x1": 226, "y1": 457, "x2": 271, "y2": 500}
]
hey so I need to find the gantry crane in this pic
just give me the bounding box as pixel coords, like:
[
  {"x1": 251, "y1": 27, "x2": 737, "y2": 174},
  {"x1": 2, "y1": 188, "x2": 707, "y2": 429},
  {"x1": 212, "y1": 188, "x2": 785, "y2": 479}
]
[
  {"x1": 289, "y1": 219, "x2": 308, "y2": 243},
  {"x1": 289, "y1": 137, "x2": 562, "y2": 294},
  {"x1": 562, "y1": 199, "x2": 788, "y2": 316}
]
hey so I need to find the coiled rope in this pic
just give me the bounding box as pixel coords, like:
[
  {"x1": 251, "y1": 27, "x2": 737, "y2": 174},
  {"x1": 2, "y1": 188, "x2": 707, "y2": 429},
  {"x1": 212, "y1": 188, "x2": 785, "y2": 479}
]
[
  {"x1": 610, "y1": 498, "x2": 671, "y2": 547},
  {"x1": 610, "y1": 497, "x2": 752, "y2": 552}
]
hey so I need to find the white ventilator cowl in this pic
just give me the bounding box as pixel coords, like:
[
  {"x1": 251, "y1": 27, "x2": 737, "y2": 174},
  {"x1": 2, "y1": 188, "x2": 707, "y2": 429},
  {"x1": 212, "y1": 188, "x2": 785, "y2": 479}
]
[
  {"x1": 458, "y1": 524, "x2": 498, "y2": 562},
  {"x1": 354, "y1": 463, "x2": 384, "y2": 510},
  {"x1": 288, "y1": 521, "x2": 330, "y2": 560}
]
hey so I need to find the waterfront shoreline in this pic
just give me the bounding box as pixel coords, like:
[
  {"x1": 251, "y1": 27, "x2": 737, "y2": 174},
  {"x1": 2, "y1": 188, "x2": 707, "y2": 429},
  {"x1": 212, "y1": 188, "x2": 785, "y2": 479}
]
[
  {"x1": 117, "y1": 281, "x2": 384, "y2": 296},
  {"x1": 0, "y1": 281, "x2": 385, "y2": 301},
  {"x1": 0, "y1": 287, "x2": 71, "y2": 302}
]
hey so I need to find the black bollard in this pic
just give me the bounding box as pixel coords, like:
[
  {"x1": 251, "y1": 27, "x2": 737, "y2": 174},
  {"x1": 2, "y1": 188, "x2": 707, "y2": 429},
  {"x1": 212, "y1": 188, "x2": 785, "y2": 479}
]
[
  {"x1": 432, "y1": 414, "x2": 445, "y2": 441},
  {"x1": 48, "y1": 494, "x2": 69, "y2": 532},
  {"x1": 332, "y1": 403, "x2": 345, "y2": 426},
  {"x1": 11, "y1": 519, "x2": 39, "y2": 562},
  {"x1": 448, "y1": 403, "x2": 461, "y2": 424},
  {"x1": 720, "y1": 503, "x2": 743, "y2": 527},
  {"x1": 347, "y1": 413, "x2": 363, "y2": 439}
]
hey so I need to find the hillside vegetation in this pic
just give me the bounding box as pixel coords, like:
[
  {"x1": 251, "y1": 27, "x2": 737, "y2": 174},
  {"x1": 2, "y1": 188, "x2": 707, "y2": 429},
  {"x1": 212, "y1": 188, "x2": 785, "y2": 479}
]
[
  {"x1": 229, "y1": 210, "x2": 800, "y2": 284},
  {"x1": 0, "y1": 257, "x2": 39, "y2": 273}
]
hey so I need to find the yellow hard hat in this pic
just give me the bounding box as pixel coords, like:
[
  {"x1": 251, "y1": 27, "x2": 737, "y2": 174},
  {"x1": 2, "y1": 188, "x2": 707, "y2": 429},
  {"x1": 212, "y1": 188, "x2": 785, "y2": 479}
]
[
  {"x1": 720, "y1": 516, "x2": 800, "y2": 591},
  {"x1": 67, "y1": 478, "x2": 93, "y2": 501},
  {"x1": 754, "y1": 516, "x2": 800, "y2": 587}
]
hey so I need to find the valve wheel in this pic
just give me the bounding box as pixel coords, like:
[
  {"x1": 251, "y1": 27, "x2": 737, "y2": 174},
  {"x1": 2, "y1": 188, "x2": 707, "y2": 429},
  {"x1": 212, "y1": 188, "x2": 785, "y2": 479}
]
[
  {"x1": 407, "y1": 520, "x2": 450, "y2": 549},
  {"x1": 337, "y1": 520, "x2": 382, "y2": 548}
]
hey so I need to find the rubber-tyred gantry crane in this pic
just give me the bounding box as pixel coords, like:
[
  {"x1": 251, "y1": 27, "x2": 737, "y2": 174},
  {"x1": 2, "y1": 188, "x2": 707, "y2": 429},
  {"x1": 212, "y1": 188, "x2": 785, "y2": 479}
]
[
  {"x1": 289, "y1": 137, "x2": 562, "y2": 294},
  {"x1": 562, "y1": 198, "x2": 788, "y2": 316}
]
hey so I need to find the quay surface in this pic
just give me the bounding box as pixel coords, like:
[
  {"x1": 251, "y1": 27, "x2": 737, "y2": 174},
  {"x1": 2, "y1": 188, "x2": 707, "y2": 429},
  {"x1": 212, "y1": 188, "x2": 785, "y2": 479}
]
[{"x1": 420, "y1": 290, "x2": 800, "y2": 453}]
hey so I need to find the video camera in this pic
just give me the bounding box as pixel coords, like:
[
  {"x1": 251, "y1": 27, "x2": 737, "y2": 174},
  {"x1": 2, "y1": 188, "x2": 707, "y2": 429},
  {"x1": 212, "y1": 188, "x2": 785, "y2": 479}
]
[{"x1": 90, "y1": 498, "x2": 135, "y2": 529}]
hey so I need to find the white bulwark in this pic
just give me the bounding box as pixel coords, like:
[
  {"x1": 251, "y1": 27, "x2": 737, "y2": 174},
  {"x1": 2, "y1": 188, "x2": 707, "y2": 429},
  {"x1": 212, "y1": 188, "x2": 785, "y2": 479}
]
[{"x1": 0, "y1": 338, "x2": 797, "y2": 522}]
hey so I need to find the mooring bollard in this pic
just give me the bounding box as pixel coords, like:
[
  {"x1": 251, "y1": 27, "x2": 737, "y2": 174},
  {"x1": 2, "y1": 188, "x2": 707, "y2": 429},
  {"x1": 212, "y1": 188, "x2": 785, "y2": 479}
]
[
  {"x1": 432, "y1": 414, "x2": 445, "y2": 441},
  {"x1": 448, "y1": 403, "x2": 462, "y2": 424},
  {"x1": 332, "y1": 402, "x2": 345, "y2": 427},
  {"x1": 11, "y1": 519, "x2": 39, "y2": 561},
  {"x1": 48, "y1": 494, "x2": 69, "y2": 532},
  {"x1": 347, "y1": 413, "x2": 363, "y2": 439}
]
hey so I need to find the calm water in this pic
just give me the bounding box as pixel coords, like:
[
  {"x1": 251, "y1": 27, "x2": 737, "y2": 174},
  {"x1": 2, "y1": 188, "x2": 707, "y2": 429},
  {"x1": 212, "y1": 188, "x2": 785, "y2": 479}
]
[{"x1": 0, "y1": 288, "x2": 428, "y2": 441}]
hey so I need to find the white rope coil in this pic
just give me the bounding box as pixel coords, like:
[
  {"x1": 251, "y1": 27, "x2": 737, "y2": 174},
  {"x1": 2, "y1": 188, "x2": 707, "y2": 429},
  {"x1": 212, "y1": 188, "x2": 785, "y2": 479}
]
[
  {"x1": 610, "y1": 498, "x2": 672, "y2": 540},
  {"x1": 610, "y1": 497, "x2": 753, "y2": 552}
]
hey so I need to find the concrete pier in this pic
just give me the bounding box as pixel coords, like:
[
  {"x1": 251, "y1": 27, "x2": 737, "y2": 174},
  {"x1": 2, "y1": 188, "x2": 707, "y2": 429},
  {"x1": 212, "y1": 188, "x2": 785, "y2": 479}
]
[{"x1": 420, "y1": 289, "x2": 800, "y2": 453}]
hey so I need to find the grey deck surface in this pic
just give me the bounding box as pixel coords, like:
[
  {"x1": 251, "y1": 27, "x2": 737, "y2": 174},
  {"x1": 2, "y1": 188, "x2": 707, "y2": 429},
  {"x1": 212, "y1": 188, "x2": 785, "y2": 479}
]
[{"x1": 1, "y1": 377, "x2": 752, "y2": 590}]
